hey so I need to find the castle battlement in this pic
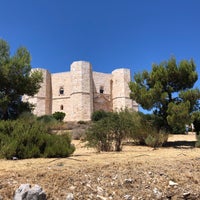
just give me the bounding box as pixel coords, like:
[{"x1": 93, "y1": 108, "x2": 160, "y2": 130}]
[{"x1": 22, "y1": 61, "x2": 138, "y2": 121}]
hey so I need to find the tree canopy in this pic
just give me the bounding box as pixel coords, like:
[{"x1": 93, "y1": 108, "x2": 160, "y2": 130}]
[
  {"x1": 129, "y1": 57, "x2": 200, "y2": 132},
  {"x1": 0, "y1": 39, "x2": 43, "y2": 120}
]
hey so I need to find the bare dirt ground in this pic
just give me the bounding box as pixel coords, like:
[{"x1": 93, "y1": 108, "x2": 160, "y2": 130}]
[{"x1": 0, "y1": 133, "x2": 200, "y2": 200}]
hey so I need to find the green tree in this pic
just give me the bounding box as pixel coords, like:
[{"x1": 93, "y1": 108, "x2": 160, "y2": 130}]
[
  {"x1": 129, "y1": 57, "x2": 200, "y2": 132},
  {"x1": 0, "y1": 39, "x2": 43, "y2": 119}
]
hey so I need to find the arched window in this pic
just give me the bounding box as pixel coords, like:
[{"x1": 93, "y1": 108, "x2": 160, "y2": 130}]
[
  {"x1": 99, "y1": 86, "x2": 104, "y2": 94},
  {"x1": 60, "y1": 105, "x2": 64, "y2": 110},
  {"x1": 59, "y1": 87, "x2": 64, "y2": 95}
]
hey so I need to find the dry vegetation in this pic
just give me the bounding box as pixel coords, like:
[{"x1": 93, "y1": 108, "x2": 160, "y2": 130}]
[{"x1": 0, "y1": 134, "x2": 200, "y2": 199}]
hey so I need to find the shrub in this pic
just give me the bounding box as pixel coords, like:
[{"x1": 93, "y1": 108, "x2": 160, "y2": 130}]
[
  {"x1": 0, "y1": 120, "x2": 75, "y2": 159},
  {"x1": 43, "y1": 134, "x2": 75, "y2": 158},
  {"x1": 84, "y1": 118, "x2": 114, "y2": 152},
  {"x1": 144, "y1": 131, "x2": 168, "y2": 148},
  {"x1": 84, "y1": 109, "x2": 138, "y2": 152},
  {"x1": 52, "y1": 112, "x2": 66, "y2": 122},
  {"x1": 37, "y1": 115, "x2": 57, "y2": 124},
  {"x1": 18, "y1": 112, "x2": 36, "y2": 122},
  {"x1": 129, "y1": 112, "x2": 168, "y2": 147},
  {"x1": 91, "y1": 110, "x2": 110, "y2": 121}
]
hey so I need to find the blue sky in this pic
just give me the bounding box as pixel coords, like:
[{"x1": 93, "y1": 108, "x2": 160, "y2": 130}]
[{"x1": 1, "y1": 1, "x2": 200, "y2": 88}]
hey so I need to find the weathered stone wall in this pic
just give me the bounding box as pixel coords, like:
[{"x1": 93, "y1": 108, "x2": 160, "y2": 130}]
[
  {"x1": 51, "y1": 72, "x2": 71, "y2": 121},
  {"x1": 23, "y1": 61, "x2": 138, "y2": 121},
  {"x1": 93, "y1": 71, "x2": 112, "y2": 111},
  {"x1": 112, "y1": 68, "x2": 138, "y2": 111},
  {"x1": 22, "y1": 68, "x2": 52, "y2": 116},
  {"x1": 70, "y1": 61, "x2": 93, "y2": 121}
]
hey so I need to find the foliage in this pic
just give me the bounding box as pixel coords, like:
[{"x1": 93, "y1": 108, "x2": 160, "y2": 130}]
[
  {"x1": 84, "y1": 109, "x2": 138, "y2": 152},
  {"x1": 52, "y1": 111, "x2": 66, "y2": 122},
  {"x1": 91, "y1": 110, "x2": 110, "y2": 121},
  {"x1": 192, "y1": 112, "x2": 200, "y2": 135},
  {"x1": 0, "y1": 39, "x2": 43, "y2": 120},
  {"x1": 131, "y1": 113, "x2": 168, "y2": 147},
  {"x1": 37, "y1": 114, "x2": 57, "y2": 124},
  {"x1": 0, "y1": 120, "x2": 75, "y2": 159},
  {"x1": 129, "y1": 57, "x2": 200, "y2": 133},
  {"x1": 144, "y1": 131, "x2": 168, "y2": 148},
  {"x1": 85, "y1": 110, "x2": 168, "y2": 151},
  {"x1": 167, "y1": 101, "x2": 191, "y2": 133}
]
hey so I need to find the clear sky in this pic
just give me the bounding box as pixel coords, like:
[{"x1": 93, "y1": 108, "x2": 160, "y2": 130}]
[{"x1": 1, "y1": 0, "x2": 200, "y2": 89}]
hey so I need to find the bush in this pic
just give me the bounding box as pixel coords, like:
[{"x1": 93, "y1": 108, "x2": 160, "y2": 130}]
[
  {"x1": 144, "y1": 131, "x2": 168, "y2": 148},
  {"x1": 52, "y1": 112, "x2": 66, "y2": 122},
  {"x1": 84, "y1": 109, "x2": 138, "y2": 152},
  {"x1": 91, "y1": 110, "x2": 110, "y2": 121},
  {"x1": 43, "y1": 134, "x2": 75, "y2": 158},
  {"x1": 130, "y1": 113, "x2": 168, "y2": 147},
  {"x1": 37, "y1": 115, "x2": 57, "y2": 124},
  {"x1": 84, "y1": 118, "x2": 114, "y2": 152},
  {"x1": 0, "y1": 120, "x2": 75, "y2": 159},
  {"x1": 18, "y1": 112, "x2": 36, "y2": 122}
]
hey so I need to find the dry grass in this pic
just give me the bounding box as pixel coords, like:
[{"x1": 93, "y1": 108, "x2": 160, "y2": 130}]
[{"x1": 0, "y1": 134, "x2": 200, "y2": 199}]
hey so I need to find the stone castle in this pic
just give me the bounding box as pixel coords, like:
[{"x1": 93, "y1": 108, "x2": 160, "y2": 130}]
[{"x1": 23, "y1": 61, "x2": 138, "y2": 121}]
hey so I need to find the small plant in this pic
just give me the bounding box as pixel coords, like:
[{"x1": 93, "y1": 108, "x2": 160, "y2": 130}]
[
  {"x1": 53, "y1": 112, "x2": 66, "y2": 122},
  {"x1": 145, "y1": 131, "x2": 168, "y2": 148}
]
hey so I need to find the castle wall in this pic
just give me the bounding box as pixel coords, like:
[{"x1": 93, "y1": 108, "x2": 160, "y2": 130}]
[
  {"x1": 22, "y1": 68, "x2": 52, "y2": 116},
  {"x1": 92, "y1": 72, "x2": 112, "y2": 95},
  {"x1": 92, "y1": 72, "x2": 112, "y2": 111},
  {"x1": 70, "y1": 61, "x2": 93, "y2": 121},
  {"x1": 112, "y1": 68, "x2": 137, "y2": 111},
  {"x1": 51, "y1": 72, "x2": 71, "y2": 121}
]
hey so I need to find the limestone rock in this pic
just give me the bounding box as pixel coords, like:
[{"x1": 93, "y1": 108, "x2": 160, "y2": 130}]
[
  {"x1": 66, "y1": 193, "x2": 74, "y2": 200},
  {"x1": 169, "y1": 180, "x2": 178, "y2": 186},
  {"x1": 14, "y1": 184, "x2": 46, "y2": 200}
]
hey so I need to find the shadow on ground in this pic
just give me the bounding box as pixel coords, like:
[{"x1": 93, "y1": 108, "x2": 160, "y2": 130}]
[{"x1": 163, "y1": 141, "x2": 196, "y2": 148}]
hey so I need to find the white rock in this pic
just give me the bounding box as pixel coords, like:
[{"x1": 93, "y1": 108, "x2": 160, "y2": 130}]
[
  {"x1": 153, "y1": 188, "x2": 162, "y2": 198},
  {"x1": 66, "y1": 193, "x2": 74, "y2": 200},
  {"x1": 169, "y1": 180, "x2": 178, "y2": 186},
  {"x1": 97, "y1": 186, "x2": 104, "y2": 195},
  {"x1": 124, "y1": 194, "x2": 132, "y2": 199},
  {"x1": 97, "y1": 195, "x2": 107, "y2": 200}
]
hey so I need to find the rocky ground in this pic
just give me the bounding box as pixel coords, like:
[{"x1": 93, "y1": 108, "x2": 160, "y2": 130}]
[{"x1": 0, "y1": 134, "x2": 199, "y2": 200}]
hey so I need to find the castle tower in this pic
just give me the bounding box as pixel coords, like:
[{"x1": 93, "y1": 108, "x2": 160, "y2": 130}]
[
  {"x1": 23, "y1": 68, "x2": 52, "y2": 116},
  {"x1": 70, "y1": 61, "x2": 93, "y2": 121},
  {"x1": 112, "y1": 68, "x2": 137, "y2": 111}
]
